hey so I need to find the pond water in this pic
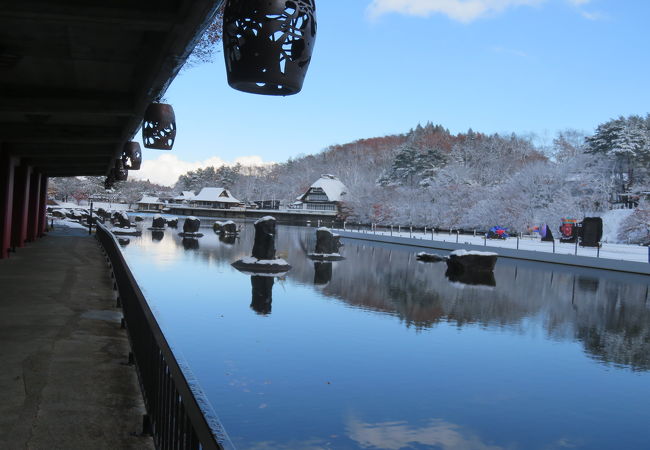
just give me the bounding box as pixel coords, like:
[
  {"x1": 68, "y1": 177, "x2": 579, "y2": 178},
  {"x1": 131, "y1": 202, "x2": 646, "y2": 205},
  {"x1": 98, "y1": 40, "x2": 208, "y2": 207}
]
[{"x1": 119, "y1": 220, "x2": 650, "y2": 450}]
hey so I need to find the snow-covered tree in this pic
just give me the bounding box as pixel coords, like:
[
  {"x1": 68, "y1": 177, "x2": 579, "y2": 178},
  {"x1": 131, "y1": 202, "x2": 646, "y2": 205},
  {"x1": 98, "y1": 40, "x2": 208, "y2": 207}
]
[
  {"x1": 586, "y1": 115, "x2": 650, "y2": 192},
  {"x1": 618, "y1": 201, "x2": 650, "y2": 244}
]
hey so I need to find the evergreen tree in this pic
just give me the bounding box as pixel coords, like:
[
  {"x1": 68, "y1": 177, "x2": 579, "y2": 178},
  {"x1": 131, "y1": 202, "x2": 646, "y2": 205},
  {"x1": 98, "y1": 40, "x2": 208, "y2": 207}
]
[{"x1": 586, "y1": 115, "x2": 650, "y2": 191}]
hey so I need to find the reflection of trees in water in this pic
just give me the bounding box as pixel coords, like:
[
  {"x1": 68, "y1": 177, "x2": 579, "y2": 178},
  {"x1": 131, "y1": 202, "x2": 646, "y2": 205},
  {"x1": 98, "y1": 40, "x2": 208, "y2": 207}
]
[
  {"x1": 572, "y1": 281, "x2": 650, "y2": 371},
  {"x1": 159, "y1": 223, "x2": 650, "y2": 371}
]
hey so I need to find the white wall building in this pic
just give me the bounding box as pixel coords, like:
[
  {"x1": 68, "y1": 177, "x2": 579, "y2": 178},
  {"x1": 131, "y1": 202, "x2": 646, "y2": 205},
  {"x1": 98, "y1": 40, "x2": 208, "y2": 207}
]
[
  {"x1": 292, "y1": 175, "x2": 347, "y2": 212},
  {"x1": 190, "y1": 188, "x2": 243, "y2": 209}
]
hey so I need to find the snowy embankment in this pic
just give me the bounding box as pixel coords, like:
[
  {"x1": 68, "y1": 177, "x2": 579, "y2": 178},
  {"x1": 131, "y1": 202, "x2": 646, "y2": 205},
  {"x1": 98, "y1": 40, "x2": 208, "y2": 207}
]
[
  {"x1": 51, "y1": 217, "x2": 89, "y2": 230},
  {"x1": 52, "y1": 201, "x2": 130, "y2": 211},
  {"x1": 338, "y1": 227, "x2": 649, "y2": 264}
]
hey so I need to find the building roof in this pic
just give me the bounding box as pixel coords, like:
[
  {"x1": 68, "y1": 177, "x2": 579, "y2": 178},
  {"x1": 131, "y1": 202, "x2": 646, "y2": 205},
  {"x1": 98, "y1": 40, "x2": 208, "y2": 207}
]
[
  {"x1": 0, "y1": 0, "x2": 223, "y2": 177},
  {"x1": 137, "y1": 195, "x2": 162, "y2": 204},
  {"x1": 193, "y1": 187, "x2": 241, "y2": 204},
  {"x1": 302, "y1": 175, "x2": 348, "y2": 202},
  {"x1": 174, "y1": 191, "x2": 195, "y2": 200}
]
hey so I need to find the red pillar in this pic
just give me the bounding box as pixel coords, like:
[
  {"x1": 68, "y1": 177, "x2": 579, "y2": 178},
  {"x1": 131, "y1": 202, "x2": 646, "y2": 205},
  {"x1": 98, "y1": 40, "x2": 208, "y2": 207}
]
[
  {"x1": 11, "y1": 165, "x2": 32, "y2": 249},
  {"x1": 27, "y1": 172, "x2": 42, "y2": 242},
  {"x1": 38, "y1": 176, "x2": 48, "y2": 237},
  {"x1": 0, "y1": 152, "x2": 19, "y2": 259}
]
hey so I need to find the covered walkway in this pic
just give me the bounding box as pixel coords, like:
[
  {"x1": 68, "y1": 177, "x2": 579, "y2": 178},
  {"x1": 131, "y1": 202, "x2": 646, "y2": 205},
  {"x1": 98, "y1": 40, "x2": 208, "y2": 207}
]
[{"x1": 0, "y1": 226, "x2": 153, "y2": 449}]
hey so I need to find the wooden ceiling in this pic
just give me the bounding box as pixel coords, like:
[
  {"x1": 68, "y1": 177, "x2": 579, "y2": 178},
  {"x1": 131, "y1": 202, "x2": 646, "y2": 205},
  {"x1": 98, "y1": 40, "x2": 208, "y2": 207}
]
[{"x1": 0, "y1": 0, "x2": 223, "y2": 177}]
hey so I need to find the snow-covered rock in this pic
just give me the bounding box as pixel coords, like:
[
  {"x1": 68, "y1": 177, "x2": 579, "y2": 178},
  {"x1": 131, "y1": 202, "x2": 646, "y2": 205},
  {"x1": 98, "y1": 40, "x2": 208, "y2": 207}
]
[
  {"x1": 416, "y1": 252, "x2": 446, "y2": 262},
  {"x1": 447, "y1": 250, "x2": 498, "y2": 273}
]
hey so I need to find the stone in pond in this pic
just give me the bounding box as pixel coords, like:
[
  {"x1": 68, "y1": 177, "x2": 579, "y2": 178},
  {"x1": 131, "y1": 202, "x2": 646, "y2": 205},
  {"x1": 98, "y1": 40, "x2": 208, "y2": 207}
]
[
  {"x1": 222, "y1": 221, "x2": 238, "y2": 235},
  {"x1": 231, "y1": 216, "x2": 291, "y2": 273},
  {"x1": 183, "y1": 217, "x2": 200, "y2": 233},
  {"x1": 252, "y1": 216, "x2": 276, "y2": 260},
  {"x1": 112, "y1": 211, "x2": 131, "y2": 228},
  {"x1": 446, "y1": 250, "x2": 498, "y2": 274},
  {"x1": 416, "y1": 252, "x2": 446, "y2": 263},
  {"x1": 151, "y1": 215, "x2": 166, "y2": 229},
  {"x1": 179, "y1": 217, "x2": 203, "y2": 237},
  {"x1": 219, "y1": 234, "x2": 236, "y2": 245},
  {"x1": 308, "y1": 228, "x2": 344, "y2": 261}
]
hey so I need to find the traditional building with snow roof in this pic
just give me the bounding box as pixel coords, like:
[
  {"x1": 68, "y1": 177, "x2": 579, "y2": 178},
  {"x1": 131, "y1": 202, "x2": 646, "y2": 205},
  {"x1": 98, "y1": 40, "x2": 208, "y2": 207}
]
[
  {"x1": 136, "y1": 195, "x2": 165, "y2": 212},
  {"x1": 171, "y1": 191, "x2": 196, "y2": 204},
  {"x1": 293, "y1": 175, "x2": 348, "y2": 212},
  {"x1": 190, "y1": 187, "x2": 243, "y2": 209}
]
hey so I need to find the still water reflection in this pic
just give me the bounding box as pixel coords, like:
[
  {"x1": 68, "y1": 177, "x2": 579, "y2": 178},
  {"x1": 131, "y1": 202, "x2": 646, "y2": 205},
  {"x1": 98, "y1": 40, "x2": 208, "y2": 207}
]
[{"x1": 121, "y1": 221, "x2": 650, "y2": 449}]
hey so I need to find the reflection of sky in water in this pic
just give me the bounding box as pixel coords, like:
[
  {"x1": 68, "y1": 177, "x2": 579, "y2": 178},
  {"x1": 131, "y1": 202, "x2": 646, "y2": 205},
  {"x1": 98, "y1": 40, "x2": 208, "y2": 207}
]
[{"x1": 120, "y1": 220, "x2": 650, "y2": 449}]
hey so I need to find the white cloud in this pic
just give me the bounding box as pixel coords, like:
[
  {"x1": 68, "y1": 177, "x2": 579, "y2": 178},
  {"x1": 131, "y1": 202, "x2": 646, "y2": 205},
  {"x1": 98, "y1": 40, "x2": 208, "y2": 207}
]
[
  {"x1": 366, "y1": 0, "x2": 545, "y2": 22},
  {"x1": 366, "y1": 0, "x2": 597, "y2": 22},
  {"x1": 579, "y1": 9, "x2": 605, "y2": 20},
  {"x1": 128, "y1": 154, "x2": 273, "y2": 186}
]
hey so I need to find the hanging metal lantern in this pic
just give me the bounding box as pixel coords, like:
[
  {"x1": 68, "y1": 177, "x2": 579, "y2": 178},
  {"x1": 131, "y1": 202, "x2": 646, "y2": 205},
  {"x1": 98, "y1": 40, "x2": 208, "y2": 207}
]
[
  {"x1": 122, "y1": 141, "x2": 142, "y2": 170},
  {"x1": 223, "y1": 0, "x2": 317, "y2": 96},
  {"x1": 142, "y1": 103, "x2": 176, "y2": 150},
  {"x1": 111, "y1": 158, "x2": 128, "y2": 181}
]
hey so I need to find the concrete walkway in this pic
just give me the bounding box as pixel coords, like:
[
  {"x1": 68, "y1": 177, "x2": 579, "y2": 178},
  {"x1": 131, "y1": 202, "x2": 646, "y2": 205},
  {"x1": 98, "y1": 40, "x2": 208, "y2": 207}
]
[{"x1": 0, "y1": 225, "x2": 153, "y2": 449}]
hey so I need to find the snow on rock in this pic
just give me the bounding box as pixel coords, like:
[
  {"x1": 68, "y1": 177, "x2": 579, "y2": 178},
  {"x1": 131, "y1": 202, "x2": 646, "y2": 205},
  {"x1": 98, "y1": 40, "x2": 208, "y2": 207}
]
[
  {"x1": 254, "y1": 216, "x2": 276, "y2": 225},
  {"x1": 602, "y1": 209, "x2": 634, "y2": 243},
  {"x1": 450, "y1": 250, "x2": 498, "y2": 257},
  {"x1": 55, "y1": 218, "x2": 88, "y2": 230},
  {"x1": 241, "y1": 256, "x2": 289, "y2": 266}
]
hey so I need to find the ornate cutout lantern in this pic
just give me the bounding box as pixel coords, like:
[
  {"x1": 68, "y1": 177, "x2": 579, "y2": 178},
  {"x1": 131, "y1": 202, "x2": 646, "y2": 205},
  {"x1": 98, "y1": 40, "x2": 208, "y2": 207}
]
[
  {"x1": 142, "y1": 103, "x2": 176, "y2": 150},
  {"x1": 122, "y1": 141, "x2": 142, "y2": 170},
  {"x1": 111, "y1": 158, "x2": 128, "y2": 182},
  {"x1": 223, "y1": 0, "x2": 317, "y2": 95}
]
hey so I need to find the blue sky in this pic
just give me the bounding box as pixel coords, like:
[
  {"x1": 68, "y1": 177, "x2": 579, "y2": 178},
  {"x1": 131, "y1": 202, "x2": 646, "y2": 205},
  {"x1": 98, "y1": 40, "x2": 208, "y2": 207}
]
[{"x1": 133, "y1": 0, "x2": 650, "y2": 185}]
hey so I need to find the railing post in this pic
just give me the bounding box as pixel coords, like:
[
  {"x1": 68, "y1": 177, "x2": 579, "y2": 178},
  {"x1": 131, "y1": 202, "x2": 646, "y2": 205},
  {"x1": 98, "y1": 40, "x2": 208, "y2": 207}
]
[{"x1": 89, "y1": 201, "x2": 93, "y2": 235}]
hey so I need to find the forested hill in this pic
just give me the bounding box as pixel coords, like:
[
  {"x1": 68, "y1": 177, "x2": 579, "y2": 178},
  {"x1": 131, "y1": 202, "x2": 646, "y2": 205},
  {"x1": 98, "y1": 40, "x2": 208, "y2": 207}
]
[
  {"x1": 187, "y1": 117, "x2": 648, "y2": 239},
  {"x1": 51, "y1": 116, "x2": 650, "y2": 243}
]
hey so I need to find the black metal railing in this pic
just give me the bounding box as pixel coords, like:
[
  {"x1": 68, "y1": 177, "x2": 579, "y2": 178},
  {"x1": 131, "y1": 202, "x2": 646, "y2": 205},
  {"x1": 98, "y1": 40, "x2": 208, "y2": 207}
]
[{"x1": 96, "y1": 223, "x2": 232, "y2": 450}]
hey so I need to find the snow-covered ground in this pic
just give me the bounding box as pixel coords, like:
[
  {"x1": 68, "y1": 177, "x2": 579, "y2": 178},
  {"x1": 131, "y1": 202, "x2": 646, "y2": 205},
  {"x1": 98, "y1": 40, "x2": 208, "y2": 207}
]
[
  {"x1": 49, "y1": 200, "x2": 130, "y2": 211},
  {"x1": 338, "y1": 227, "x2": 650, "y2": 264},
  {"x1": 50, "y1": 217, "x2": 89, "y2": 230}
]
